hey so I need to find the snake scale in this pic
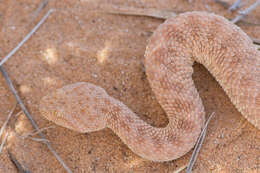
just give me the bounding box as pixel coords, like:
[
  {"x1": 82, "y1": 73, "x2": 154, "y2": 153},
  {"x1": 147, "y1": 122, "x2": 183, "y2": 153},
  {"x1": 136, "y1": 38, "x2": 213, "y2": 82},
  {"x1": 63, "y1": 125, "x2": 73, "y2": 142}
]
[{"x1": 40, "y1": 12, "x2": 260, "y2": 161}]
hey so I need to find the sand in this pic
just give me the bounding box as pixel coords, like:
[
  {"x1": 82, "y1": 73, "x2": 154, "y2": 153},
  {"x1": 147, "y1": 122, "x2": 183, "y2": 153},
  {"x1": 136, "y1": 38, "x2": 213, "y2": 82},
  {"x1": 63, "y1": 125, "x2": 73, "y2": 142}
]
[{"x1": 0, "y1": 0, "x2": 259, "y2": 172}]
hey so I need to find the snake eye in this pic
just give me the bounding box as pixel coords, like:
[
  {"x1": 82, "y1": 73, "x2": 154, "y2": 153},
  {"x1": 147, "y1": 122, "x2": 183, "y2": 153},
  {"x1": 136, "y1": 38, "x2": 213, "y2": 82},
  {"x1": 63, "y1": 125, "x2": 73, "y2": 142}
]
[{"x1": 40, "y1": 82, "x2": 108, "y2": 133}]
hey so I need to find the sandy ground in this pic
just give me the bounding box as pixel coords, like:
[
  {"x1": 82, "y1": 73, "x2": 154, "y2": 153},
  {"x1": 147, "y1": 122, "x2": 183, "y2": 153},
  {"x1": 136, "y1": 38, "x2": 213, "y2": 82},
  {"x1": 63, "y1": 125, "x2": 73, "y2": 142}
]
[{"x1": 0, "y1": 0, "x2": 259, "y2": 172}]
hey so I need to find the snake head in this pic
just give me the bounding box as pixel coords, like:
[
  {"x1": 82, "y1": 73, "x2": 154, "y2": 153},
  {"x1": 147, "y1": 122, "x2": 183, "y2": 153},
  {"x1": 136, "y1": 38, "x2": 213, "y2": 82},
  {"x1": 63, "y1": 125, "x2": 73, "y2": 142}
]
[{"x1": 40, "y1": 82, "x2": 108, "y2": 133}]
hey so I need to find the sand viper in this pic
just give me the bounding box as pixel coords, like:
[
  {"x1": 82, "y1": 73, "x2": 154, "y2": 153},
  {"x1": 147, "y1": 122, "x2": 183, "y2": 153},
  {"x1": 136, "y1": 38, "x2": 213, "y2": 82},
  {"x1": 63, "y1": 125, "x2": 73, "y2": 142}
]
[{"x1": 40, "y1": 12, "x2": 260, "y2": 161}]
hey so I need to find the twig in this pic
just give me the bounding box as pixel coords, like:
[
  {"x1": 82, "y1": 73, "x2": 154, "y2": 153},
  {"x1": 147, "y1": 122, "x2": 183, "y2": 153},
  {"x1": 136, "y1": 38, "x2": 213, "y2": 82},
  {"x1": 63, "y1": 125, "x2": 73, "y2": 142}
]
[
  {"x1": 0, "y1": 106, "x2": 16, "y2": 154},
  {"x1": 31, "y1": 0, "x2": 49, "y2": 22},
  {"x1": 0, "y1": 9, "x2": 54, "y2": 66},
  {"x1": 186, "y1": 112, "x2": 215, "y2": 173},
  {"x1": 0, "y1": 10, "x2": 72, "y2": 173},
  {"x1": 231, "y1": 0, "x2": 260, "y2": 23},
  {"x1": 27, "y1": 137, "x2": 50, "y2": 143},
  {"x1": 8, "y1": 150, "x2": 31, "y2": 173},
  {"x1": 0, "y1": 66, "x2": 72, "y2": 173},
  {"x1": 0, "y1": 105, "x2": 16, "y2": 140},
  {"x1": 229, "y1": 0, "x2": 242, "y2": 11},
  {"x1": 0, "y1": 67, "x2": 40, "y2": 131},
  {"x1": 0, "y1": 133, "x2": 8, "y2": 154},
  {"x1": 21, "y1": 126, "x2": 55, "y2": 139}
]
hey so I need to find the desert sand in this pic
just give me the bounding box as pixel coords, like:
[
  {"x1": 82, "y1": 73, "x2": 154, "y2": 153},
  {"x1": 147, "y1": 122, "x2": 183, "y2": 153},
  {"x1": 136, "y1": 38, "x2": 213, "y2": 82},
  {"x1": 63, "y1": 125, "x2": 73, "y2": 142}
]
[{"x1": 0, "y1": 0, "x2": 259, "y2": 172}]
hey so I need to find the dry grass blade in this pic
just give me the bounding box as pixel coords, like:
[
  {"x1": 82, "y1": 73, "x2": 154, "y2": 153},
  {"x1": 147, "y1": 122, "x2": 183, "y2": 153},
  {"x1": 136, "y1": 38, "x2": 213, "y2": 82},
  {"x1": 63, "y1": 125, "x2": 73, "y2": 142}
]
[
  {"x1": 186, "y1": 112, "x2": 215, "y2": 173},
  {"x1": 232, "y1": 0, "x2": 260, "y2": 23},
  {"x1": 28, "y1": 137, "x2": 49, "y2": 143},
  {"x1": 0, "y1": 9, "x2": 54, "y2": 66},
  {"x1": 173, "y1": 164, "x2": 188, "y2": 173},
  {"x1": 0, "y1": 105, "x2": 16, "y2": 140},
  {"x1": 21, "y1": 126, "x2": 55, "y2": 139},
  {"x1": 0, "y1": 106, "x2": 16, "y2": 154},
  {"x1": 103, "y1": 6, "x2": 176, "y2": 19},
  {"x1": 0, "y1": 132, "x2": 8, "y2": 154}
]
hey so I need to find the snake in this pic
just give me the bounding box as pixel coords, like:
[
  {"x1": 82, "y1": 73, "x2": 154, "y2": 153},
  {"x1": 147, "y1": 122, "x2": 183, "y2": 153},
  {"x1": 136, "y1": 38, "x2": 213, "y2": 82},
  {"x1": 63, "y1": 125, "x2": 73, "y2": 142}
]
[{"x1": 40, "y1": 11, "x2": 260, "y2": 162}]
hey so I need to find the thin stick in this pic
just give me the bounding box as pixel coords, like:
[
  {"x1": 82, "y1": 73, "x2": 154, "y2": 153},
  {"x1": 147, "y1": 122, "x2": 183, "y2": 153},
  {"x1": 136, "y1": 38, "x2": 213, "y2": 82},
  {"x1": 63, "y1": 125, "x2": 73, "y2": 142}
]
[
  {"x1": 27, "y1": 137, "x2": 50, "y2": 143},
  {"x1": 0, "y1": 133, "x2": 8, "y2": 154},
  {"x1": 232, "y1": 0, "x2": 260, "y2": 23},
  {"x1": 229, "y1": 0, "x2": 242, "y2": 11},
  {"x1": 0, "y1": 106, "x2": 16, "y2": 154},
  {"x1": 0, "y1": 106, "x2": 15, "y2": 154},
  {"x1": 0, "y1": 9, "x2": 54, "y2": 66},
  {"x1": 186, "y1": 112, "x2": 215, "y2": 173},
  {"x1": 0, "y1": 67, "x2": 40, "y2": 131},
  {"x1": 32, "y1": 0, "x2": 49, "y2": 20},
  {"x1": 0, "y1": 105, "x2": 16, "y2": 140},
  {"x1": 0, "y1": 66, "x2": 72, "y2": 173},
  {"x1": 0, "y1": 9, "x2": 72, "y2": 173},
  {"x1": 21, "y1": 126, "x2": 55, "y2": 139}
]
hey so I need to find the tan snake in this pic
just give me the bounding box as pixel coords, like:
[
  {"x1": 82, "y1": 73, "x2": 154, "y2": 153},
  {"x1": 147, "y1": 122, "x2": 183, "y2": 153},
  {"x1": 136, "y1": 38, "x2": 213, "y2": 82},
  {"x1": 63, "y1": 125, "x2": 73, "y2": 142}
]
[{"x1": 40, "y1": 12, "x2": 260, "y2": 162}]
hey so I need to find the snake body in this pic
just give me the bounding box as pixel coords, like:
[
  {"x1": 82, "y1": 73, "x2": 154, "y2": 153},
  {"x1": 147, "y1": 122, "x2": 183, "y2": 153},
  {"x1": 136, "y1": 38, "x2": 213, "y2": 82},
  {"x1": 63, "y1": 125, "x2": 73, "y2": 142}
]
[{"x1": 40, "y1": 12, "x2": 260, "y2": 161}]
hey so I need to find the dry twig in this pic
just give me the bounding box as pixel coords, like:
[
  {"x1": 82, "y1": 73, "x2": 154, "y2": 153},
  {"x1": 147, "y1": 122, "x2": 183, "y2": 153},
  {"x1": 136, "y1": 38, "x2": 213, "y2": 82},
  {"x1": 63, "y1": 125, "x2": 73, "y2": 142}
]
[
  {"x1": 0, "y1": 9, "x2": 72, "y2": 173},
  {"x1": 27, "y1": 137, "x2": 50, "y2": 143},
  {"x1": 21, "y1": 126, "x2": 55, "y2": 139},
  {"x1": 186, "y1": 112, "x2": 215, "y2": 173},
  {"x1": 232, "y1": 0, "x2": 260, "y2": 23},
  {"x1": 0, "y1": 133, "x2": 8, "y2": 154},
  {"x1": 32, "y1": 0, "x2": 49, "y2": 20},
  {"x1": 0, "y1": 9, "x2": 54, "y2": 66},
  {"x1": 0, "y1": 105, "x2": 16, "y2": 154},
  {"x1": 229, "y1": 0, "x2": 242, "y2": 11},
  {"x1": 0, "y1": 105, "x2": 16, "y2": 141},
  {"x1": 0, "y1": 61, "x2": 72, "y2": 173}
]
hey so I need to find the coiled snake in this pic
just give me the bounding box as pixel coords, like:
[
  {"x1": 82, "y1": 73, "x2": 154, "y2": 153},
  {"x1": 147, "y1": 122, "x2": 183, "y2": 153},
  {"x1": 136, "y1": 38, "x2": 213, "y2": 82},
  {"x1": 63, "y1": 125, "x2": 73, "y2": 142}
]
[{"x1": 40, "y1": 12, "x2": 260, "y2": 161}]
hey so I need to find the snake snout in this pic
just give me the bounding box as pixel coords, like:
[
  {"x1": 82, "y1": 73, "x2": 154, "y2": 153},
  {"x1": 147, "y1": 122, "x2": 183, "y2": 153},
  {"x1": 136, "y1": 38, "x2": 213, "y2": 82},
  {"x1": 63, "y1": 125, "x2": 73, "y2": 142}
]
[{"x1": 40, "y1": 82, "x2": 108, "y2": 133}]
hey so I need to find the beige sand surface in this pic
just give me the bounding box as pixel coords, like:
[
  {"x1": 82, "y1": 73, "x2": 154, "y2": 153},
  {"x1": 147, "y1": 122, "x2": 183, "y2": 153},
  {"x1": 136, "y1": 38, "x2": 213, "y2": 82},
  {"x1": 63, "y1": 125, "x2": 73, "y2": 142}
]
[{"x1": 0, "y1": 0, "x2": 259, "y2": 172}]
